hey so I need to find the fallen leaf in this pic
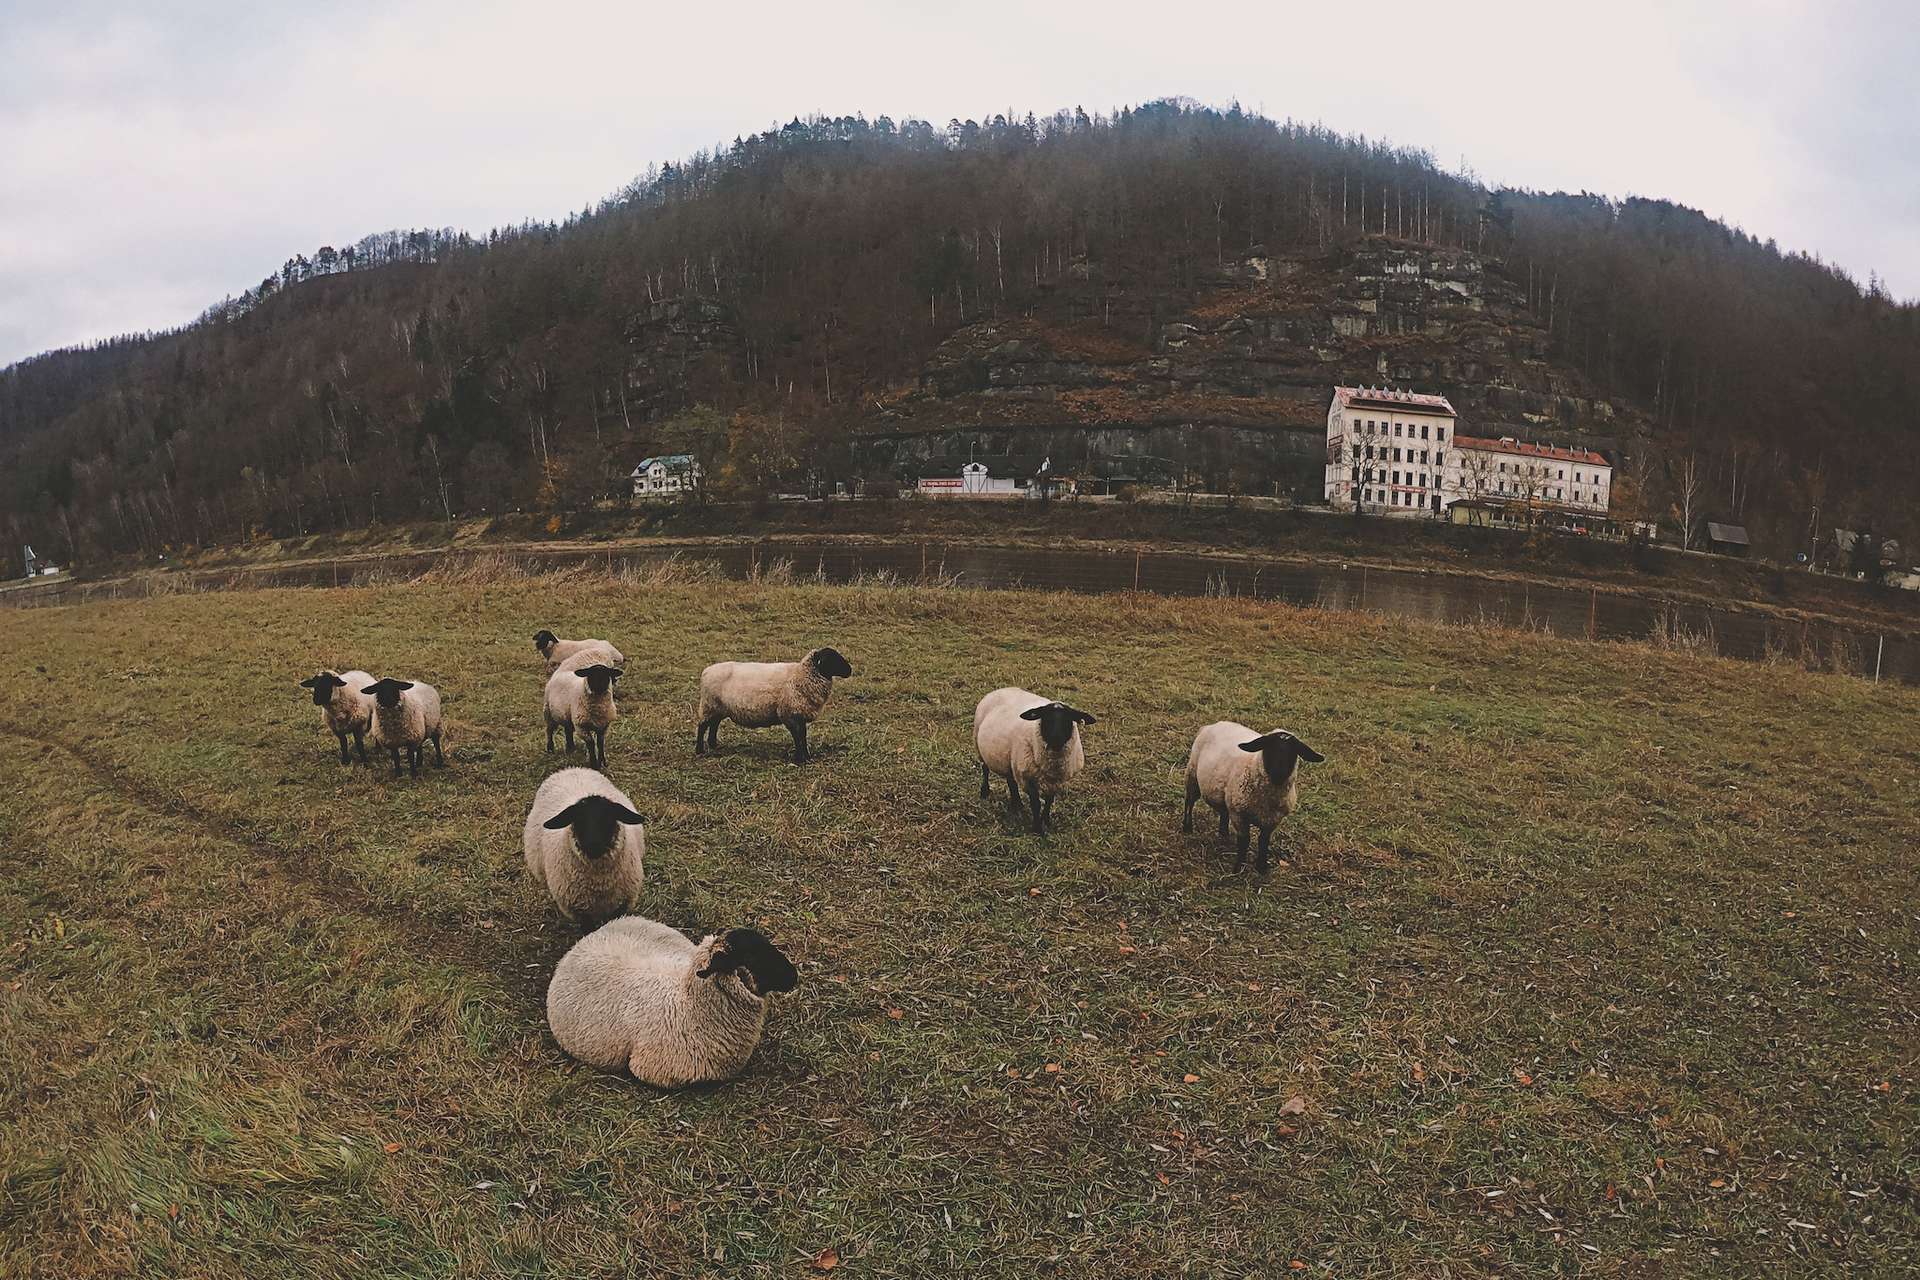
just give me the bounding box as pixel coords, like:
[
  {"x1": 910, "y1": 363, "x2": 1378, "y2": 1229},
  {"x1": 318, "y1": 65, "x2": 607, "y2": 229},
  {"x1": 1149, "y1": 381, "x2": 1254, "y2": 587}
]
[
  {"x1": 384, "y1": 1142, "x2": 403, "y2": 1154},
  {"x1": 1028, "y1": 886, "x2": 1042, "y2": 897},
  {"x1": 1118, "y1": 945, "x2": 1137, "y2": 955},
  {"x1": 1044, "y1": 1062, "x2": 1061, "y2": 1074},
  {"x1": 166, "y1": 1204, "x2": 179, "y2": 1221},
  {"x1": 1289, "y1": 1261, "x2": 1307, "y2": 1270},
  {"x1": 1007, "y1": 1068, "x2": 1021, "y2": 1079},
  {"x1": 886, "y1": 1008, "x2": 902, "y2": 1020},
  {"x1": 1605, "y1": 1183, "x2": 1616, "y2": 1201},
  {"x1": 1710, "y1": 1178, "x2": 1726, "y2": 1189},
  {"x1": 1183, "y1": 1073, "x2": 1200, "y2": 1084},
  {"x1": 1155, "y1": 1171, "x2": 1170, "y2": 1185},
  {"x1": 810, "y1": 1246, "x2": 840, "y2": 1271},
  {"x1": 1278, "y1": 1095, "x2": 1307, "y2": 1116},
  {"x1": 1655, "y1": 1157, "x2": 1666, "y2": 1171},
  {"x1": 1410, "y1": 1063, "x2": 1426, "y2": 1083},
  {"x1": 1514, "y1": 1070, "x2": 1534, "y2": 1086},
  {"x1": 1273, "y1": 1124, "x2": 1297, "y2": 1138}
]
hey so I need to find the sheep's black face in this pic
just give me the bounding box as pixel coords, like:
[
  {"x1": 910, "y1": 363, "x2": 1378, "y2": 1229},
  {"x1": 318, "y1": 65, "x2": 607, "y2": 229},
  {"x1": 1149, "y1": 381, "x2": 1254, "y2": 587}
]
[
  {"x1": 1239, "y1": 731, "x2": 1325, "y2": 785},
  {"x1": 576, "y1": 663, "x2": 620, "y2": 695},
  {"x1": 545, "y1": 794, "x2": 645, "y2": 860},
  {"x1": 810, "y1": 647, "x2": 853, "y2": 679},
  {"x1": 533, "y1": 629, "x2": 558, "y2": 655},
  {"x1": 700, "y1": 928, "x2": 798, "y2": 995},
  {"x1": 300, "y1": 672, "x2": 344, "y2": 707},
  {"x1": 361, "y1": 678, "x2": 413, "y2": 709},
  {"x1": 1020, "y1": 701, "x2": 1096, "y2": 750}
]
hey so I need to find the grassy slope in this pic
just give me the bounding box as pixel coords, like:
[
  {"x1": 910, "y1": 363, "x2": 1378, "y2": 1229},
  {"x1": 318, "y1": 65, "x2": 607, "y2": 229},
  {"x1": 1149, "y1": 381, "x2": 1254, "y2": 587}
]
[{"x1": 0, "y1": 573, "x2": 1913, "y2": 1278}]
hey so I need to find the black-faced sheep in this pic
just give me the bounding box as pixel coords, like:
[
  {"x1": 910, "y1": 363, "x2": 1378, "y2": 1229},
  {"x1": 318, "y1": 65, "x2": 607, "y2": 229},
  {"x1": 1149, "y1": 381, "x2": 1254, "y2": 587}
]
[
  {"x1": 695, "y1": 647, "x2": 852, "y2": 764},
  {"x1": 1184, "y1": 721, "x2": 1324, "y2": 872},
  {"x1": 973, "y1": 687, "x2": 1095, "y2": 835}
]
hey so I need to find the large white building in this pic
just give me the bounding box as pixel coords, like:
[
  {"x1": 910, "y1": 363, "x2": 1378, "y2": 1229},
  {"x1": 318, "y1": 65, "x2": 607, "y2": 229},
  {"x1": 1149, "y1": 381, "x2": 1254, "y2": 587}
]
[
  {"x1": 1323, "y1": 385, "x2": 1611, "y2": 521},
  {"x1": 630, "y1": 455, "x2": 702, "y2": 500}
]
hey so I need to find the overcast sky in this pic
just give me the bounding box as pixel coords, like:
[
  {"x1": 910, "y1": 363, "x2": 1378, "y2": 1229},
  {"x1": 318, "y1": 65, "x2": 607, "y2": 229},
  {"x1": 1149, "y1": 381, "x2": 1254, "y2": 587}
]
[{"x1": 2, "y1": 0, "x2": 1915, "y2": 368}]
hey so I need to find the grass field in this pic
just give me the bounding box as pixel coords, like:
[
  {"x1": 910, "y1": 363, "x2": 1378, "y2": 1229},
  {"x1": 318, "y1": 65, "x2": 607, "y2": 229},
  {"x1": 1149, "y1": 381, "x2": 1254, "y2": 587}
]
[{"x1": 0, "y1": 565, "x2": 1914, "y2": 1277}]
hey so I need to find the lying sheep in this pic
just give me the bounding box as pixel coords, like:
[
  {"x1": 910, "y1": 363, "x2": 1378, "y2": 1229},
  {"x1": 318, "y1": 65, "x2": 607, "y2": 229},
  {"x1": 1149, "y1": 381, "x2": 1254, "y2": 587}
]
[
  {"x1": 546, "y1": 916, "x2": 798, "y2": 1087},
  {"x1": 534, "y1": 630, "x2": 625, "y2": 676},
  {"x1": 545, "y1": 658, "x2": 621, "y2": 769},
  {"x1": 973, "y1": 687, "x2": 1096, "y2": 835},
  {"x1": 696, "y1": 647, "x2": 852, "y2": 764},
  {"x1": 523, "y1": 767, "x2": 646, "y2": 926},
  {"x1": 299, "y1": 669, "x2": 374, "y2": 765},
  {"x1": 1184, "y1": 722, "x2": 1325, "y2": 873},
  {"x1": 361, "y1": 677, "x2": 445, "y2": 777}
]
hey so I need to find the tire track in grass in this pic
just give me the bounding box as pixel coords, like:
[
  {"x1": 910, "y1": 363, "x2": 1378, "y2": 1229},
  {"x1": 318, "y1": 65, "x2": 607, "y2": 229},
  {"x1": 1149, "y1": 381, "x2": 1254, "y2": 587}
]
[{"x1": 0, "y1": 721, "x2": 566, "y2": 1001}]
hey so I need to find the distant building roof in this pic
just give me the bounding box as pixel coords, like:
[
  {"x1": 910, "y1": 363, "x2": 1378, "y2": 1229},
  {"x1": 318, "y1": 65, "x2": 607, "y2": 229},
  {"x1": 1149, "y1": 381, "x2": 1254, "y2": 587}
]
[
  {"x1": 632, "y1": 454, "x2": 695, "y2": 473},
  {"x1": 1707, "y1": 522, "x2": 1750, "y2": 546},
  {"x1": 1332, "y1": 385, "x2": 1456, "y2": 415},
  {"x1": 1453, "y1": 435, "x2": 1610, "y2": 467}
]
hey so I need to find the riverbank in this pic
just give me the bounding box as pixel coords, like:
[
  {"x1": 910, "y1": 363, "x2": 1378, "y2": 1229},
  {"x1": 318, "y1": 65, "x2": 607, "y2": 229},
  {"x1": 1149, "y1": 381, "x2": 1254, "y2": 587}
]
[
  {"x1": 37, "y1": 501, "x2": 1920, "y2": 641},
  {"x1": 1, "y1": 577, "x2": 1913, "y2": 1275}
]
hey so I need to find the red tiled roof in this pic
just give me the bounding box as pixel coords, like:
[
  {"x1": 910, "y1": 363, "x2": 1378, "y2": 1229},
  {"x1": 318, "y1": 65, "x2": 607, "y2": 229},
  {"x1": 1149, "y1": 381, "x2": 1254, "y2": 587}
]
[
  {"x1": 1453, "y1": 435, "x2": 1609, "y2": 467},
  {"x1": 1333, "y1": 385, "x2": 1455, "y2": 415}
]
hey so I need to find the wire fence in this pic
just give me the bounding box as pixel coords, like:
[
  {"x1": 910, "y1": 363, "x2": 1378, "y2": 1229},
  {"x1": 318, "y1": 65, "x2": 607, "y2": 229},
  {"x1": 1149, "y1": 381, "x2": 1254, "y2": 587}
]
[{"x1": 2, "y1": 539, "x2": 1910, "y2": 685}]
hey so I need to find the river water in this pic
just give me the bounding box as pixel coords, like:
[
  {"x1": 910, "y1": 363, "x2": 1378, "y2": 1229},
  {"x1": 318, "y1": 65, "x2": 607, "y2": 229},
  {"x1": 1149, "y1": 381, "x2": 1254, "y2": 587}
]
[{"x1": 5, "y1": 539, "x2": 1913, "y2": 684}]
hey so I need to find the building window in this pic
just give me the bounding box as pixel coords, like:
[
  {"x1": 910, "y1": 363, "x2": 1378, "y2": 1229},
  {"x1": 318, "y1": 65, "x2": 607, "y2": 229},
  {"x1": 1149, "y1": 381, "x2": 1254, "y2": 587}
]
[
  {"x1": 1437, "y1": 427, "x2": 1446, "y2": 441},
  {"x1": 1352, "y1": 444, "x2": 1361, "y2": 459},
  {"x1": 1421, "y1": 424, "x2": 1430, "y2": 439},
  {"x1": 1436, "y1": 451, "x2": 1444, "y2": 466},
  {"x1": 1395, "y1": 423, "x2": 1403, "y2": 437}
]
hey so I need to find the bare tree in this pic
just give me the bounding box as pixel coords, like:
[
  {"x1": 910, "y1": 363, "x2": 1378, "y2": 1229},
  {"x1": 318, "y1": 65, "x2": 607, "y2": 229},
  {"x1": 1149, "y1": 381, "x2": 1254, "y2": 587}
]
[{"x1": 1678, "y1": 453, "x2": 1702, "y2": 550}]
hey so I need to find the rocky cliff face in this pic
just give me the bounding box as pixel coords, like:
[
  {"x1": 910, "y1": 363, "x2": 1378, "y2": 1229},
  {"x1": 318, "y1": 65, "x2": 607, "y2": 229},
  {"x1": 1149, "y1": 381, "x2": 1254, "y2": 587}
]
[
  {"x1": 622, "y1": 298, "x2": 745, "y2": 421},
  {"x1": 857, "y1": 239, "x2": 1636, "y2": 491}
]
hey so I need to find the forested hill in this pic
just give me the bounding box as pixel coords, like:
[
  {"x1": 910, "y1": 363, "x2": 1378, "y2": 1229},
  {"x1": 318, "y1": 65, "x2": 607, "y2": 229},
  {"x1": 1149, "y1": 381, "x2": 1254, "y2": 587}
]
[{"x1": 3, "y1": 100, "x2": 1916, "y2": 567}]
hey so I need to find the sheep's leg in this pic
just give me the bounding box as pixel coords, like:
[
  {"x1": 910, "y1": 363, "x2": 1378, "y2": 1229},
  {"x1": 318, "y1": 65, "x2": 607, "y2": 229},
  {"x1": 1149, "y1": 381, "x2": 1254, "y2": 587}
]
[
  {"x1": 1042, "y1": 795, "x2": 1055, "y2": 829},
  {"x1": 389, "y1": 746, "x2": 403, "y2": 778},
  {"x1": 1233, "y1": 819, "x2": 1251, "y2": 871},
  {"x1": 592, "y1": 729, "x2": 607, "y2": 769},
  {"x1": 1006, "y1": 774, "x2": 1023, "y2": 812},
  {"x1": 979, "y1": 761, "x2": 991, "y2": 799},
  {"x1": 563, "y1": 722, "x2": 575, "y2": 752},
  {"x1": 409, "y1": 744, "x2": 422, "y2": 778},
  {"x1": 694, "y1": 719, "x2": 705, "y2": 754},
  {"x1": 1026, "y1": 780, "x2": 1045, "y2": 835},
  {"x1": 1217, "y1": 806, "x2": 1229, "y2": 841},
  {"x1": 1254, "y1": 824, "x2": 1273, "y2": 873},
  {"x1": 432, "y1": 732, "x2": 445, "y2": 767},
  {"x1": 351, "y1": 728, "x2": 368, "y2": 765},
  {"x1": 1182, "y1": 776, "x2": 1199, "y2": 832},
  {"x1": 787, "y1": 719, "x2": 808, "y2": 764},
  {"x1": 335, "y1": 730, "x2": 351, "y2": 764},
  {"x1": 547, "y1": 721, "x2": 556, "y2": 752}
]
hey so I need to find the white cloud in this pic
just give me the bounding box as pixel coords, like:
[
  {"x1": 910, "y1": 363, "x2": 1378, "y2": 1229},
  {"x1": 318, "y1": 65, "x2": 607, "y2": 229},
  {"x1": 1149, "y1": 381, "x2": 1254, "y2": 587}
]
[{"x1": 2, "y1": 0, "x2": 1914, "y2": 366}]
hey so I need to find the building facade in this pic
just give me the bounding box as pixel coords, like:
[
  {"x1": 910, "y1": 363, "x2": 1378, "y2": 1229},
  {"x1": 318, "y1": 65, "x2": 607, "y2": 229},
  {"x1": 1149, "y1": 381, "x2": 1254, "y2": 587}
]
[
  {"x1": 1324, "y1": 385, "x2": 1457, "y2": 515},
  {"x1": 630, "y1": 455, "x2": 702, "y2": 500},
  {"x1": 1324, "y1": 386, "x2": 1611, "y2": 522}
]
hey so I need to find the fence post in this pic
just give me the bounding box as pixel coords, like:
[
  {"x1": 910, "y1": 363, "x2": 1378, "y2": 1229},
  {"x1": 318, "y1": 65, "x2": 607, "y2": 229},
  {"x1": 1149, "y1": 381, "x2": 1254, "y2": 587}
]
[
  {"x1": 1134, "y1": 549, "x2": 1141, "y2": 592},
  {"x1": 1876, "y1": 634, "x2": 1884, "y2": 683},
  {"x1": 1588, "y1": 586, "x2": 1597, "y2": 640},
  {"x1": 921, "y1": 541, "x2": 927, "y2": 582}
]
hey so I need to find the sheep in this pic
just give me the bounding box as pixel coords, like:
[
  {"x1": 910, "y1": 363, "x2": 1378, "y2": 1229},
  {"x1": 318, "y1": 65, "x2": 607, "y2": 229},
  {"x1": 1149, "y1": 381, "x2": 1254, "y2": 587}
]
[
  {"x1": 544, "y1": 657, "x2": 621, "y2": 769},
  {"x1": 545, "y1": 915, "x2": 798, "y2": 1087},
  {"x1": 298, "y1": 669, "x2": 374, "y2": 765},
  {"x1": 695, "y1": 647, "x2": 853, "y2": 764},
  {"x1": 361, "y1": 677, "x2": 445, "y2": 777},
  {"x1": 534, "y1": 630, "x2": 625, "y2": 676},
  {"x1": 973, "y1": 687, "x2": 1096, "y2": 835},
  {"x1": 1183, "y1": 722, "x2": 1325, "y2": 873},
  {"x1": 523, "y1": 767, "x2": 646, "y2": 926}
]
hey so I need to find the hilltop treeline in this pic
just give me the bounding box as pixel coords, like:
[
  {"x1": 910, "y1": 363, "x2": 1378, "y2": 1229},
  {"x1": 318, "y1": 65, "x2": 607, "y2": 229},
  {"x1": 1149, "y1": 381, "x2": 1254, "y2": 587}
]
[{"x1": 2, "y1": 100, "x2": 1915, "y2": 567}]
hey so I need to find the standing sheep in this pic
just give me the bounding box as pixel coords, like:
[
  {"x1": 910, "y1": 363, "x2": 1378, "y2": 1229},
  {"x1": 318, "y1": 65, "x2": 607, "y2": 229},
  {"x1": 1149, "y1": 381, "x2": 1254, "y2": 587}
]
[
  {"x1": 696, "y1": 647, "x2": 853, "y2": 764},
  {"x1": 523, "y1": 767, "x2": 646, "y2": 926},
  {"x1": 1184, "y1": 722, "x2": 1324, "y2": 873},
  {"x1": 534, "y1": 630, "x2": 625, "y2": 676},
  {"x1": 545, "y1": 659, "x2": 621, "y2": 769},
  {"x1": 298, "y1": 669, "x2": 374, "y2": 765},
  {"x1": 973, "y1": 687, "x2": 1096, "y2": 835},
  {"x1": 361, "y1": 677, "x2": 445, "y2": 778},
  {"x1": 546, "y1": 916, "x2": 798, "y2": 1087}
]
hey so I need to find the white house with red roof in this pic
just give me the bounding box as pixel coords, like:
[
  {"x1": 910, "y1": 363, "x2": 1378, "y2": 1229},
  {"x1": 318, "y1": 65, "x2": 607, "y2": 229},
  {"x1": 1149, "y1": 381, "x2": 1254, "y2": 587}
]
[{"x1": 1324, "y1": 385, "x2": 1611, "y2": 520}]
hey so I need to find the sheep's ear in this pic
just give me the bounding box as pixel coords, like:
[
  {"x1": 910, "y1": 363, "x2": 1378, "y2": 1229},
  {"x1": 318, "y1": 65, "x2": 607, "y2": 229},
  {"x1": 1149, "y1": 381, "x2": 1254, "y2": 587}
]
[
  {"x1": 298, "y1": 676, "x2": 319, "y2": 688},
  {"x1": 612, "y1": 803, "x2": 645, "y2": 825},
  {"x1": 542, "y1": 800, "x2": 583, "y2": 830},
  {"x1": 391, "y1": 680, "x2": 414, "y2": 691},
  {"x1": 1019, "y1": 706, "x2": 1046, "y2": 721},
  {"x1": 360, "y1": 684, "x2": 381, "y2": 695},
  {"x1": 1237, "y1": 738, "x2": 1265, "y2": 753},
  {"x1": 1295, "y1": 740, "x2": 1325, "y2": 763},
  {"x1": 695, "y1": 939, "x2": 736, "y2": 979},
  {"x1": 1071, "y1": 708, "x2": 1097, "y2": 726}
]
